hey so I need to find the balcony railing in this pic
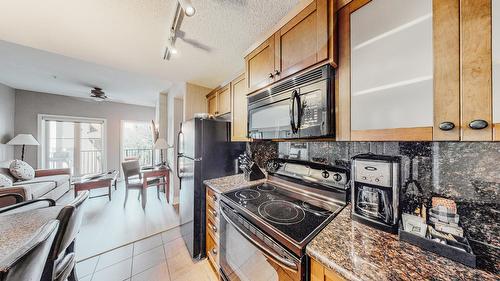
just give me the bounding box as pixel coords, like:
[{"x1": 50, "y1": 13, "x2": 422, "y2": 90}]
[{"x1": 124, "y1": 148, "x2": 153, "y2": 167}]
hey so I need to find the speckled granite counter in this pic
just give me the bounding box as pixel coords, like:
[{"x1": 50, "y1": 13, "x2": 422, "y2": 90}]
[
  {"x1": 307, "y1": 207, "x2": 497, "y2": 281},
  {"x1": 204, "y1": 174, "x2": 266, "y2": 194},
  {"x1": 0, "y1": 206, "x2": 63, "y2": 266}
]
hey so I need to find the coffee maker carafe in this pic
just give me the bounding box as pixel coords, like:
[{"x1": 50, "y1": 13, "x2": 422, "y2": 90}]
[{"x1": 352, "y1": 154, "x2": 400, "y2": 233}]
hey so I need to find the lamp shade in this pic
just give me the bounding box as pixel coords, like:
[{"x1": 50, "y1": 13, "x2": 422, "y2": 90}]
[
  {"x1": 7, "y1": 134, "x2": 39, "y2": 146},
  {"x1": 154, "y1": 138, "x2": 168, "y2": 150}
]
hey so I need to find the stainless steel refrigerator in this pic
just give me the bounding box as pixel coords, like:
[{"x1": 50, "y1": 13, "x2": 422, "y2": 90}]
[{"x1": 176, "y1": 118, "x2": 245, "y2": 259}]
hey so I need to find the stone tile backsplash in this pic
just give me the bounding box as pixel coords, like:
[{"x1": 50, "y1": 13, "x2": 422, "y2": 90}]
[{"x1": 249, "y1": 141, "x2": 500, "y2": 273}]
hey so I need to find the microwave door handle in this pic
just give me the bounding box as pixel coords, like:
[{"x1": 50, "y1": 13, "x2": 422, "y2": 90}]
[
  {"x1": 294, "y1": 91, "x2": 302, "y2": 131},
  {"x1": 289, "y1": 91, "x2": 297, "y2": 133},
  {"x1": 220, "y1": 207, "x2": 299, "y2": 273}
]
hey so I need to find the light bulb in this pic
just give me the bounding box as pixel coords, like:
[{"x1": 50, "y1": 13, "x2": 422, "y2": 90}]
[{"x1": 184, "y1": 5, "x2": 196, "y2": 16}]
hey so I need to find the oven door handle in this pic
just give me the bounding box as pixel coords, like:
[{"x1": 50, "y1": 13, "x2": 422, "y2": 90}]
[{"x1": 220, "y1": 207, "x2": 299, "y2": 273}]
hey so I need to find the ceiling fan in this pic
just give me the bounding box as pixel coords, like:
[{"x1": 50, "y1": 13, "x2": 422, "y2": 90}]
[{"x1": 90, "y1": 87, "x2": 108, "y2": 101}]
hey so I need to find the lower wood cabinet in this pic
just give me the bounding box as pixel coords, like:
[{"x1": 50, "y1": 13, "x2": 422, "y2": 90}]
[
  {"x1": 206, "y1": 186, "x2": 220, "y2": 279},
  {"x1": 310, "y1": 258, "x2": 346, "y2": 281}
]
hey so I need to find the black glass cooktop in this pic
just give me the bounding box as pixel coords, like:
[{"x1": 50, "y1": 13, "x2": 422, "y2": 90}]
[{"x1": 222, "y1": 183, "x2": 338, "y2": 243}]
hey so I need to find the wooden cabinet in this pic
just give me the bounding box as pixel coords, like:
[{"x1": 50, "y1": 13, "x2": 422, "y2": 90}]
[
  {"x1": 218, "y1": 85, "x2": 231, "y2": 115},
  {"x1": 494, "y1": 0, "x2": 500, "y2": 141},
  {"x1": 245, "y1": 0, "x2": 334, "y2": 95},
  {"x1": 207, "y1": 93, "x2": 218, "y2": 116},
  {"x1": 274, "y1": 0, "x2": 329, "y2": 79},
  {"x1": 310, "y1": 258, "x2": 346, "y2": 281},
  {"x1": 230, "y1": 74, "x2": 250, "y2": 141},
  {"x1": 346, "y1": 0, "x2": 435, "y2": 141},
  {"x1": 246, "y1": 36, "x2": 276, "y2": 93},
  {"x1": 460, "y1": 0, "x2": 493, "y2": 141},
  {"x1": 338, "y1": 0, "x2": 497, "y2": 141},
  {"x1": 207, "y1": 84, "x2": 231, "y2": 117},
  {"x1": 206, "y1": 186, "x2": 220, "y2": 278}
]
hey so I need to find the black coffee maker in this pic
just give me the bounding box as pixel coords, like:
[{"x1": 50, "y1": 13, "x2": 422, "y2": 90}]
[{"x1": 351, "y1": 154, "x2": 401, "y2": 233}]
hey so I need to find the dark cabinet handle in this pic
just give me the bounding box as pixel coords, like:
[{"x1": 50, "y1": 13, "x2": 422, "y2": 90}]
[
  {"x1": 268, "y1": 73, "x2": 274, "y2": 79},
  {"x1": 274, "y1": 70, "x2": 280, "y2": 76},
  {"x1": 439, "y1": 121, "x2": 455, "y2": 131},
  {"x1": 469, "y1": 119, "x2": 488, "y2": 130}
]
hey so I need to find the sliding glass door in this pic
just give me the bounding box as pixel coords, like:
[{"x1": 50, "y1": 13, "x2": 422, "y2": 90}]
[{"x1": 39, "y1": 115, "x2": 106, "y2": 176}]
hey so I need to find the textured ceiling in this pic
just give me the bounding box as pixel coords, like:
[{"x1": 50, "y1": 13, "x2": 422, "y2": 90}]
[{"x1": 0, "y1": 0, "x2": 300, "y2": 104}]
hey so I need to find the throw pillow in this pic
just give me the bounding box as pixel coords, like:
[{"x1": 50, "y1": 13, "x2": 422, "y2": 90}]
[
  {"x1": 0, "y1": 174, "x2": 13, "y2": 187},
  {"x1": 9, "y1": 160, "x2": 35, "y2": 181}
]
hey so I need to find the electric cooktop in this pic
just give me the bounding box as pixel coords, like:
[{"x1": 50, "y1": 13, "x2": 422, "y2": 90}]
[{"x1": 223, "y1": 182, "x2": 342, "y2": 243}]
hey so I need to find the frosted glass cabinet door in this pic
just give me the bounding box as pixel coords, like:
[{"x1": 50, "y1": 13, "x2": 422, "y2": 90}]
[
  {"x1": 350, "y1": 0, "x2": 433, "y2": 132},
  {"x1": 493, "y1": 0, "x2": 500, "y2": 137}
]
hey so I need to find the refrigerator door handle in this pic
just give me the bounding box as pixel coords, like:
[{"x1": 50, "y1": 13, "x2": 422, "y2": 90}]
[
  {"x1": 177, "y1": 155, "x2": 183, "y2": 181},
  {"x1": 177, "y1": 130, "x2": 183, "y2": 155}
]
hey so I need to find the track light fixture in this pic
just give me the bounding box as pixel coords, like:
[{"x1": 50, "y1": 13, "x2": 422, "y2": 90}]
[{"x1": 163, "y1": 0, "x2": 196, "y2": 60}]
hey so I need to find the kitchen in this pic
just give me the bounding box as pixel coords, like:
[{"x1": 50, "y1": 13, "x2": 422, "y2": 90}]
[{"x1": 175, "y1": 0, "x2": 499, "y2": 280}]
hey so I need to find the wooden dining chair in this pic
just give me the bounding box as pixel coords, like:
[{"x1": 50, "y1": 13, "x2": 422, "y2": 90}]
[{"x1": 121, "y1": 160, "x2": 163, "y2": 208}]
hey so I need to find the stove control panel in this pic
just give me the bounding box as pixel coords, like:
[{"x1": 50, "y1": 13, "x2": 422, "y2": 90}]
[{"x1": 266, "y1": 158, "x2": 349, "y2": 190}]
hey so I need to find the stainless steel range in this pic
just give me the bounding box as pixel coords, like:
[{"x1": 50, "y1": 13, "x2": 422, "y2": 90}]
[{"x1": 219, "y1": 159, "x2": 350, "y2": 281}]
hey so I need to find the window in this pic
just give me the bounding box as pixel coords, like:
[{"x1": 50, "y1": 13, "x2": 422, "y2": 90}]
[
  {"x1": 38, "y1": 115, "x2": 106, "y2": 176},
  {"x1": 121, "y1": 121, "x2": 154, "y2": 167}
]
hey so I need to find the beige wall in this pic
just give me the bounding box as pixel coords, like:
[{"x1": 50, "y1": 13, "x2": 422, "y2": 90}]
[
  {"x1": 14, "y1": 90, "x2": 155, "y2": 173},
  {"x1": 0, "y1": 83, "x2": 15, "y2": 161}
]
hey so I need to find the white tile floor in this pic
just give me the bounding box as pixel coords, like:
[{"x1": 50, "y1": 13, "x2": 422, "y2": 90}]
[
  {"x1": 76, "y1": 226, "x2": 219, "y2": 281},
  {"x1": 58, "y1": 181, "x2": 180, "y2": 260}
]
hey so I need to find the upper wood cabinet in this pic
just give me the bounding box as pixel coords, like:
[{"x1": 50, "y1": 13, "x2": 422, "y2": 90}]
[
  {"x1": 207, "y1": 91, "x2": 218, "y2": 116},
  {"x1": 274, "y1": 0, "x2": 329, "y2": 79},
  {"x1": 460, "y1": 0, "x2": 493, "y2": 141},
  {"x1": 245, "y1": 0, "x2": 335, "y2": 95},
  {"x1": 347, "y1": 0, "x2": 435, "y2": 141},
  {"x1": 494, "y1": 0, "x2": 500, "y2": 141},
  {"x1": 231, "y1": 74, "x2": 250, "y2": 141},
  {"x1": 218, "y1": 85, "x2": 231, "y2": 115},
  {"x1": 338, "y1": 0, "x2": 496, "y2": 141},
  {"x1": 245, "y1": 37, "x2": 276, "y2": 93},
  {"x1": 206, "y1": 85, "x2": 231, "y2": 117}
]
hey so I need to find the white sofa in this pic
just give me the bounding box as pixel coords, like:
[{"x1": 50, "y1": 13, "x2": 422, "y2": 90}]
[{"x1": 0, "y1": 160, "x2": 71, "y2": 206}]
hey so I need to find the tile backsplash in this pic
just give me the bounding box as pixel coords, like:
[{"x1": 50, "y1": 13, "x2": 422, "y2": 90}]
[{"x1": 248, "y1": 141, "x2": 499, "y2": 273}]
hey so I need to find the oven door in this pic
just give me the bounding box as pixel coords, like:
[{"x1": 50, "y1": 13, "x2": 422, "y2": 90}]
[{"x1": 219, "y1": 202, "x2": 303, "y2": 281}]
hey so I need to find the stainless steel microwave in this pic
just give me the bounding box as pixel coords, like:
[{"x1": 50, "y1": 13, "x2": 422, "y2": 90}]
[{"x1": 247, "y1": 65, "x2": 334, "y2": 140}]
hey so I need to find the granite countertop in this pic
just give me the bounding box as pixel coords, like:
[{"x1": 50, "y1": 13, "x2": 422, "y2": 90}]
[
  {"x1": 203, "y1": 174, "x2": 266, "y2": 194},
  {"x1": 307, "y1": 206, "x2": 497, "y2": 281},
  {"x1": 0, "y1": 206, "x2": 63, "y2": 267}
]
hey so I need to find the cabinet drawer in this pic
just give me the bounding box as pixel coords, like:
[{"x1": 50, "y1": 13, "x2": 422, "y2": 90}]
[
  {"x1": 206, "y1": 187, "x2": 219, "y2": 207},
  {"x1": 206, "y1": 203, "x2": 219, "y2": 225},
  {"x1": 206, "y1": 231, "x2": 218, "y2": 268},
  {"x1": 206, "y1": 215, "x2": 219, "y2": 240}
]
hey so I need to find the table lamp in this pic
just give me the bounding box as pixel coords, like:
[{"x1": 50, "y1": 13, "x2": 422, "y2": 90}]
[
  {"x1": 154, "y1": 138, "x2": 168, "y2": 168},
  {"x1": 7, "y1": 134, "x2": 40, "y2": 161}
]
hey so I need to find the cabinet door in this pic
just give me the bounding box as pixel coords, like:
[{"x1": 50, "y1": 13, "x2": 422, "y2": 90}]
[
  {"x1": 217, "y1": 85, "x2": 231, "y2": 115},
  {"x1": 275, "y1": 0, "x2": 328, "y2": 79},
  {"x1": 207, "y1": 94, "x2": 218, "y2": 116},
  {"x1": 245, "y1": 37, "x2": 275, "y2": 93},
  {"x1": 461, "y1": 0, "x2": 493, "y2": 141},
  {"x1": 494, "y1": 0, "x2": 500, "y2": 141},
  {"x1": 310, "y1": 258, "x2": 345, "y2": 281},
  {"x1": 231, "y1": 74, "x2": 249, "y2": 141},
  {"x1": 348, "y1": 0, "x2": 434, "y2": 141}
]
